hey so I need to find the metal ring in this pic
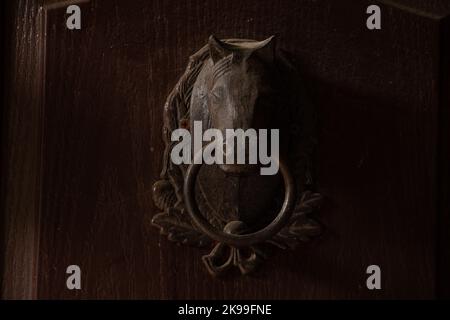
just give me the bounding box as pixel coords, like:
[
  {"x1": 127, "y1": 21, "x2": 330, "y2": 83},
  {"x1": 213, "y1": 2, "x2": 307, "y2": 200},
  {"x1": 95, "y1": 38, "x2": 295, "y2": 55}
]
[{"x1": 183, "y1": 157, "x2": 296, "y2": 247}]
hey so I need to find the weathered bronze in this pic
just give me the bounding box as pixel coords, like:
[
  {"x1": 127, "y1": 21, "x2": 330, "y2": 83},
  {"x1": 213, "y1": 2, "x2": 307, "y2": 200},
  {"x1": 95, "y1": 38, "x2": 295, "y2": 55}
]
[
  {"x1": 184, "y1": 157, "x2": 296, "y2": 247},
  {"x1": 152, "y1": 36, "x2": 323, "y2": 276}
]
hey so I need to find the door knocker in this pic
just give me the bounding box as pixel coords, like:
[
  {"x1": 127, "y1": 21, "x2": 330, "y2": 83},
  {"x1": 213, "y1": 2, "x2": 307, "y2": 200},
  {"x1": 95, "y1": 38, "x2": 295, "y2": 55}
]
[{"x1": 151, "y1": 35, "x2": 323, "y2": 276}]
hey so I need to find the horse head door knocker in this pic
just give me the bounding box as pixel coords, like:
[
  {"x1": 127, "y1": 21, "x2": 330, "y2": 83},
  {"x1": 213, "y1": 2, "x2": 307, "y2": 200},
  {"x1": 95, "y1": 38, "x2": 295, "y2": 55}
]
[{"x1": 151, "y1": 35, "x2": 323, "y2": 276}]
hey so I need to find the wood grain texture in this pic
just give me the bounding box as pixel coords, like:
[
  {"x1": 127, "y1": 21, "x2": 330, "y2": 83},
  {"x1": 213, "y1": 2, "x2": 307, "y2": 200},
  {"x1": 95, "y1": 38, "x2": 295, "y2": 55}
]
[
  {"x1": 1, "y1": 0, "x2": 45, "y2": 299},
  {"x1": 379, "y1": 0, "x2": 450, "y2": 18},
  {"x1": 2, "y1": 0, "x2": 450, "y2": 299}
]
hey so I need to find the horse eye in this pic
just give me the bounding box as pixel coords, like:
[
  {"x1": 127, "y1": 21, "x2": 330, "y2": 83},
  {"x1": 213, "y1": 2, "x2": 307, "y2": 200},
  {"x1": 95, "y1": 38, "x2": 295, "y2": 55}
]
[
  {"x1": 210, "y1": 89, "x2": 224, "y2": 104},
  {"x1": 211, "y1": 87, "x2": 224, "y2": 99}
]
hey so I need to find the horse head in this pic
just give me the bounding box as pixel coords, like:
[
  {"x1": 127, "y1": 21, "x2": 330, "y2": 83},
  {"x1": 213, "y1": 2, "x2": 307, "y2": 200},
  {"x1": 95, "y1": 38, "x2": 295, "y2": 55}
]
[{"x1": 191, "y1": 35, "x2": 280, "y2": 175}]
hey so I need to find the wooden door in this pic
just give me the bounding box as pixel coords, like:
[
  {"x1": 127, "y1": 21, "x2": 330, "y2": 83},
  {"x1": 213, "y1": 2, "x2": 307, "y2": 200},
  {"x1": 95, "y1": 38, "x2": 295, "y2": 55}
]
[{"x1": 2, "y1": 0, "x2": 450, "y2": 299}]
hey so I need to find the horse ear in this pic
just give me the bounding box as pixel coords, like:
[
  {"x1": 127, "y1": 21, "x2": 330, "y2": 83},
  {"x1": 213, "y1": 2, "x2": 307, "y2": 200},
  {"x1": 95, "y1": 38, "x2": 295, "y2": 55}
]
[
  {"x1": 251, "y1": 35, "x2": 276, "y2": 63},
  {"x1": 209, "y1": 35, "x2": 231, "y2": 64}
]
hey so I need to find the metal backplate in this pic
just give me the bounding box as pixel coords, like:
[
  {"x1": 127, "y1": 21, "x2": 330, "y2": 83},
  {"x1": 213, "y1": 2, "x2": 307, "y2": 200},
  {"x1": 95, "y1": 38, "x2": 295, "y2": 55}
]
[{"x1": 151, "y1": 36, "x2": 323, "y2": 276}]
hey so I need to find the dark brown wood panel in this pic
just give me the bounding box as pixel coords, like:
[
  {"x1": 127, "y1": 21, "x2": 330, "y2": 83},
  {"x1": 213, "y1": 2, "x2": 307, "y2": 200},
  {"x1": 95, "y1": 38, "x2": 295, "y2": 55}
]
[
  {"x1": 2, "y1": 0, "x2": 450, "y2": 299},
  {"x1": 1, "y1": 0, "x2": 45, "y2": 299},
  {"x1": 437, "y1": 15, "x2": 450, "y2": 299}
]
